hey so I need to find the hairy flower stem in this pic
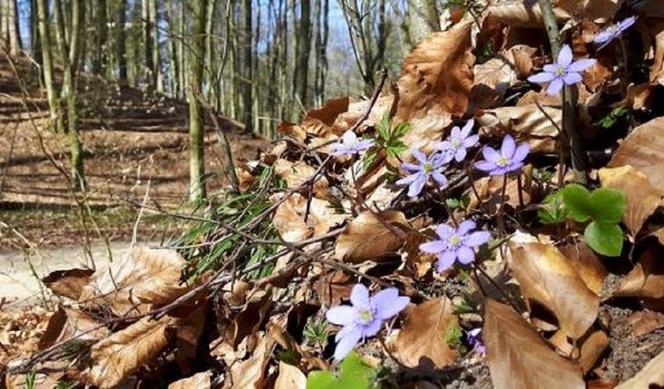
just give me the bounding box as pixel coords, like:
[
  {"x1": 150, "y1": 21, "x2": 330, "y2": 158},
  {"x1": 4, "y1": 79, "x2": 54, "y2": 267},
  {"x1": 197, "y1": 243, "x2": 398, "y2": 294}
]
[
  {"x1": 497, "y1": 174, "x2": 508, "y2": 236},
  {"x1": 537, "y1": 0, "x2": 589, "y2": 184},
  {"x1": 466, "y1": 166, "x2": 486, "y2": 213},
  {"x1": 517, "y1": 174, "x2": 525, "y2": 208},
  {"x1": 436, "y1": 186, "x2": 459, "y2": 227},
  {"x1": 618, "y1": 38, "x2": 629, "y2": 96}
]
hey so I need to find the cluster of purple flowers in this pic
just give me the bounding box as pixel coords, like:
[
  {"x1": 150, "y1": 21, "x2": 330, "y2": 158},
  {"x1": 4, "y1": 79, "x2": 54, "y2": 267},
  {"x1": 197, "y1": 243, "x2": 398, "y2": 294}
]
[{"x1": 419, "y1": 219, "x2": 491, "y2": 272}]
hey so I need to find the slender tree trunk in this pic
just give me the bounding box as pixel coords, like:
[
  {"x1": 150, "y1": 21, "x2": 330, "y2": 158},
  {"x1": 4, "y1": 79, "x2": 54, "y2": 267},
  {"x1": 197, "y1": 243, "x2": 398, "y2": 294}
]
[
  {"x1": 2, "y1": 0, "x2": 20, "y2": 56},
  {"x1": 204, "y1": 0, "x2": 216, "y2": 101},
  {"x1": 407, "y1": 0, "x2": 439, "y2": 44},
  {"x1": 241, "y1": 0, "x2": 252, "y2": 133},
  {"x1": 30, "y1": 0, "x2": 42, "y2": 64},
  {"x1": 187, "y1": 0, "x2": 207, "y2": 201},
  {"x1": 150, "y1": 0, "x2": 162, "y2": 91},
  {"x1": 92, "y1": 0, "x2": 108, "y2": 75},
  {"x1": 177, "y1": 0, "x2": 184, "y2": 99},
  {"x1": 116, "y1": 0, "x2": 128, "y2": 82},
  {"x1": 292, "y1": 0, "x2": 310, "y2": 116},
  {"x1": 166, "y1": 0, "x2": 178, "y2": 96},
  {"x1": 141, "y1": 0, "x2": 153, "y2": 89},
  {"x1": 313, "y1": 0, "x2": 328, "y2": 106},
  {"x1": 36, "y1": 0, "x2": 58, "y2": 131}
]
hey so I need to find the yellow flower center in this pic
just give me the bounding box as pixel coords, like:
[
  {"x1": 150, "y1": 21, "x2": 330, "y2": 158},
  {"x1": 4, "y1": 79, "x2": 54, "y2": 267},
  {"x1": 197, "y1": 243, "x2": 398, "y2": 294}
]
[
  {"x1": 452, "y1": 138, "x2": 462, "y2": 148},
  {"x1": 555, "y1": 66, "x2": 567, "y2": 76},
  {"x1": 449, "y1": 235, "x2": 462, "y2": 247},
  {"x1": 358, "y1": 309, "x2": 374, "y2": 323},
  {"x1": 497, "y1": 156, "x2": 510, "y2": 167},
  {"x1": 423, "y1": 163, "x2": 434, "y2": 173}
]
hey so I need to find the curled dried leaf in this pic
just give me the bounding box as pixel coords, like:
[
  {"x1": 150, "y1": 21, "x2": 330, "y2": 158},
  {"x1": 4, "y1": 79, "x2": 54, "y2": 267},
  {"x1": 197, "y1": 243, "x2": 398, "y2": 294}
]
[
  {"x1": 41, "y1": 268, "x2": 94, "y2": 301},
  {"x1": 335, "y1": 210, "x2": 410, "y2": 263}
]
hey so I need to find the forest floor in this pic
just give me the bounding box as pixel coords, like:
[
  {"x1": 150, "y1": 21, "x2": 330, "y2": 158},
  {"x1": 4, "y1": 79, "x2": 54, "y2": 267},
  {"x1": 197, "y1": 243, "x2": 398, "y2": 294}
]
[{"x1": 0, "y1": 53, "x2": 270, "y2": 249}]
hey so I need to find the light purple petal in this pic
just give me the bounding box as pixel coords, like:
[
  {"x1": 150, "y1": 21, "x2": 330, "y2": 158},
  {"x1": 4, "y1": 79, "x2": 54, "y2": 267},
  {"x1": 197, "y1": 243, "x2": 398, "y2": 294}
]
[
  {"x1": 501, "y1": 135, "x2": 516, "y2": 158},
  {"x1": 512, "y1": 144, "x2": 530, "y2": 163},
  {"x1": 342, "y1": 131, "x2": 357, "y2": 144},
  {"x1": 335, "y1": 322, "x2": 358, "y2": 341},
  {"x1": 461, "y1": 119, "x2": 474, "y2": 137},
  {"x1": 464, "y1": 230, "x2": 491, "y2": 247},
  {"x1": 373, "y1": 289, "x2": 410, "y2": 320},
  {"x1": 436, "y1": 250, "x2": 457, "y2": 272},
  {"x1": 396, "y1": 173, "x2": 419, "y2": 186},
  {"x1": 563, "y1": 72, "x2": 583, "y2": 85},
  {"x1": 451, "y1": 127, "x2": 461, "y2": 138},
  {"x1": 334, "y1": 328, "x2": 362, "y2": 361},
  {"x1": 420, "y1": 240, "x2": 447, "y2": 254},
  {"x1": 355, "y1": 139, "x2": 375, "y2": 151},
  {"x1": 481, "y1": 146, "x2": 500, "y2": 162},
  {"x1": 546, "y1": 78, "x2": 564, "y2": 95},
  {"x1": 457, "y1": 220, "x2": 476, "y2": 235},
  {"x1": 527, "y1": 71, "x2": 556, "y2": 83},
  {"x1": 412, "y1": 149, "x2": 427, "y2": 164},
  {"x1": 543, "y1": 64, "x2": 558, "y2": 73},
  {"x1": 454, "y1": 148, "x2": 467, "y2": 162},
  {"x1": 457, "y1": 246, "x2": 475, "y2": 265},
  {"x1": 475, "y1": 160, "x2": 497, "y2": 172},
  {"x1": 432, "y1": 171, "x2": 448, "y2": 187},
  {"x1": 435, "y1": 224, "x2": 455, "y2": 238},
  {"x1": 437, "y1": 140, "x2": 453, "y2": 152},
  {"x1": 361, "y1": 318, "x2": 383, "y2": 338},
  {"x1": 401, "y1": 162, "x2": 422, "y2": 172},
  {"x1": 407, "y1": 173, "x2": 426, "y2": 197},
  {"x1": 489, "y1": 166, "x2": 509, "y2": 176},
  {"x1": 330, "y1": 145, "x2": 347, "y2": 156},
  {"x1": 462, "y1": 134, "x2": 479, "y2": 148},
  {"x1": 619, "y1": 16, "x2": 637, "y2": 30},
  {"x1": 350, "y1": 284, "x2": 370, "y2": 307},
  {"x1": 568, "y1": 59, "x2": 596, "y2": 73},
  {"x1": 507, "y1": 161, "x2": 524, "y2": 172},
  {"x1": 593, "y1": 30, "x2": 614, "y2": 45},
  {"x1": 326, "y1": 306, "x2": 356, "y2": 326},
  {"x1": 557, "y1": 45, "x2": 573, "y2": 67}
]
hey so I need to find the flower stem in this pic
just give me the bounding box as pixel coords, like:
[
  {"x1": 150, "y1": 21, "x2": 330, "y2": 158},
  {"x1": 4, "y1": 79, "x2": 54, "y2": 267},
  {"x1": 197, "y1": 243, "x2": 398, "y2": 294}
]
[
  {"x1": 436, "y1": 186, "x2": 458, "y2": 227},
  {"x1": 472, "y1": 262, "x2": 522, "y2": 315},
  {"x1": 496, "y1": 174, "x2": 508, "y2": 235}
]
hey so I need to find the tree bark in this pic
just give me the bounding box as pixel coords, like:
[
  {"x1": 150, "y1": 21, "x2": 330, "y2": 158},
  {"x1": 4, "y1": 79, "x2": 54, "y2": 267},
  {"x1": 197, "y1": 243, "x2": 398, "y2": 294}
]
[
  {"x1": 187, "y1": 0, "x2": 207, "y2": 201},
  {"x1": 30, "y1": 0, "x2": 42, "y2": 64},
  {"x1": 92, "y1": 0, "x2": 108, "y2": 75},
  {"x1": 116, "y1": 0, "x2": 128, "y2": 83},
  {"x1": 36, "y1": 0, "x2": 58, "y2": 130},
  {"x1": 240, "y1": 0, "x2": 252, "y2": 133},
  {"x1": 292, "y1": 0, "x2": 311, "y2": 115},
  {"x1": 407, "y1": 0, "x2": 439, "y2": 45}
]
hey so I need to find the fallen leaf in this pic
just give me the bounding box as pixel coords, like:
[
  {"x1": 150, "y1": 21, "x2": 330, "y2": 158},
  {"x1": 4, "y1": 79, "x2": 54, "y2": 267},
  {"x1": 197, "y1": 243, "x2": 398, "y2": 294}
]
[
  {"x1": 226, "y1": 289, "x2": 273, "y2": 348},
  {"x1": 168, "y1": 371, "x2": 212, "y2": 389},
  {"x1": 394, "y1": 296, "x2": 458, "y2": 370},
  {"x1": 228, "y1": 333, "x2": 274, "y2": 388},
  {"x1": 471, "y1": 56, "x2": 518, "y2": 109},
  {"x1": 557, "y1": 241, "x2": 607, "y2": 297},
  {"x1": 487, "y1": 0, "x2": 619, "y2": 27},
  {"x1": 609, "y1": 117, "x2": 664, "y2": 193},
  {"x1": 335, "y1": 210, "x2": 410, "y2": 263},
  {"x1": 484, "y1": 299, "x2": 585, "y2": 389},
  {"x1": 38, "y1": 306, "x2": 109, "y2": 350},
  {"x1": 314, "y1": 270, "x2": 354, "y2": 307},
  {"x1": 82, "y1": 316, "x2": 175, "y2": 388},
  {"x1": 79, "y1": 246, "x2": 190, "y2": 316},
  {"x1": 508, "y1": 233, "x2": 599, "y2": 339},
  {"x1": 274, "y1": 362, "x2": 307, "y2": 389},
  {"x1": 304, "y1": 97, "x2": 350, "y2": 127},
  {"x1": 467, "y1": 172, "x2": 532, "y2": 212},
  {"x1": 627, "y1": 310, "x2": 664, "y2": 337},
  {"x1": 272, "y1": 193, "x2": 346, "y2": 243},
  {"x1": 273, "y1": 159, "x2": 329, "y2": 196},
  {"x1": 615, "y1": 243, "x2": 664, "y2": 299},
  {"x1": 41, "y1": 268, "x2": 94, "y2": 300},
  {"x1": 599, "y1": 166, "x2": 663, "y2": 237},
  {"x1": 579, "y1": 329, "x2": 609, "y2": 373},
  {"x1": 615, "y1": 349, "x2": 664, "y2": 388}
]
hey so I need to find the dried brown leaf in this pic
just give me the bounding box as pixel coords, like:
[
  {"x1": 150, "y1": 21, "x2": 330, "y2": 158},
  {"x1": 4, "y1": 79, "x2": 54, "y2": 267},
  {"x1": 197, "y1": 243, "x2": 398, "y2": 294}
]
[
  {"x1": 471, "y1": 56, "x2": 518, "y2": 109},
  {"x1": 627, "y1": 310, "x2": 664, "y2": 337},
  {"x1": 487, "y1": 0, "x2": 619, "y2": 27},
  {"x1": 313, "y1": 270, "x2": 354, "y2": 307},
  {"x1": 484, "y1": 299, "x2": 585, "y2": 389},
  {"x1": 168, "y1": 371, "x2": 212, "y2": 389},
  {"x1": 272, "y1": 193, "x2": 345, "y2": 243},
  {"x1": 273, "y1": 159, "x2": 329, "y2": 196},
  {"x1": 599, "y1": 166, "x2": 663, "y2": 237},
  {"x1": 579, "y1": 329, "x2": 609, "y2": 373},
  {"x1": 228, "y1": 333, "x2": 274, "y2": 389},
  {"x1": 38, "y1": 306, "x2": 109, "y2": 350},
  {"x1": 609, "y1": 117, "x2": 664, "y2": 192},
  {"x1": 335, "y1": 210, "x2": 410, "y2": 263},
  {"x1": 79, "y1": 247, "x2": 190, "y2": 316},
  {"x1": 304, "y1": 97, "x2": 350, "y2": 127},
  {"x1": 394, "y1": 297, "x2": 458, "y2": 370},
  {"x1": 83, "y1": 316, "x2": 175, "y2": 388},
  {"x1": 508, "y1": 234, "x2": 599, "y2": 339},
  {"x1": 557, "y1": 241, "x2": 607, "y2": 297},
  {"x1": 274, "y1": 362, "x2": 307, "y2": 389},
  {"x1": 615, "y1": 244, "x2": 664, "y2": 299},
  {"x1": 616, "y1": 349, "x2": 664, "y2": 388},
  {"x1": 332, "y1": 95, "x2": 394, "y2": 135},
  {"x1": 41, "y1": 268, "x2": 94, "y2": 300}
]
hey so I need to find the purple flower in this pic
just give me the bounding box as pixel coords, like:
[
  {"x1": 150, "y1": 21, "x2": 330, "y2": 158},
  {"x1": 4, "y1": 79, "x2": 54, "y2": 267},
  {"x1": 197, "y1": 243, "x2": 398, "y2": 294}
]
[
  {"x1": 419, "y1": 219, "x2": 491, "y2": 272},
  {"x1": 474, "y1": 135, "x2": 529, "y2": 176},
  {"x1": 330, "y1": 130, "x2": 375, "y2": 157},
  {"x1": 326, "y1": 284, "x2": 410, "y2": 361},
  {"x1": 527, "y1": 45, "x2": 596, "y2": 95},
  {"x1": 437, "y1": 119, "x2": 479, "y2": 163},
  {"x1": 396, "y1": 149, "x2": 449, "y2": 197},
  {"x1": 594, "y1": 16, "x2": 637, "y2": 50},
  {"x1": 467, "y1": 328, "x2": 486, "y2": 354}
]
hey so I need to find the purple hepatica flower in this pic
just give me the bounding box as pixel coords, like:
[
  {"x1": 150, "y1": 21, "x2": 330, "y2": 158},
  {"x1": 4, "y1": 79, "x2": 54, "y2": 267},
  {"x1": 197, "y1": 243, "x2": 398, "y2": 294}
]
[
  {"x1": 467, "y1": 328, "x2": 486, "y2": 354},
  {"x1": 396, "y1": 149, "x2": 449, "y2": 198},
  {"x1": 419, "y1": 219, "x2": 491, "y2": 272},
  {"x1": 474, "y1": 135, "x2": 529, "y2": 176},
  {"x1": 594, "y1": 16, "x2": 637, "y2": 50},
  {"x1": 326, "y1": 284, "x2": 410, "y2": 361},
  {"x1": 527, "y1": 44, "x2": 596, "y2": 95},
  {"x1": 437, "y1": 119, "x2": 479, "y2": 163},
  {"x1": 330, "y1": 130, "x2": 375, "y2": 157}
]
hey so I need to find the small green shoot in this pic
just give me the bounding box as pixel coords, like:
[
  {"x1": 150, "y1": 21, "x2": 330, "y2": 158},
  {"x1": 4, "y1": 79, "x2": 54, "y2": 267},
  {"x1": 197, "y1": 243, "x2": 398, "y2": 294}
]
[
  {"x1": 363, "y1": 114, "x2": 411, "y2": 168},
  {"x1": 304, "y1": 318, "x2": 329, "y2": 347},
  {"x1": 307, "y1": 352, "x2": 378, "y2": 389}
]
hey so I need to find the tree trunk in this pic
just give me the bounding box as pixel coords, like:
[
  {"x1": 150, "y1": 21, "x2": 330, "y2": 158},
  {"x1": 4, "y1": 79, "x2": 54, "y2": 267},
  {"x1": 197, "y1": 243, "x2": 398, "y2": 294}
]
[
  {"x1": 313, "y1": 0, "x2": 328, "y2": 107},
  {"x1": 166, "y1": 0, "x2": 179, "y2": 96},
  {"x1": 241, "y1": 0, "x2": 252, "y2": 133},
  {"x1": 187, "y1": 0, "x2": 207, "y2": 201},
  {"x1": 407, "y1": 0, "x2": 439, "y2": 45},
  {"x1": 150, "y1": 0, "x2": 162, "y2": 91},
  {"x1": 142, "y1": 0, "x2": 153, "y2": 89},
  {"x1": 30, "y1": 0, "x2": 42, "y2": 64},
  {"x1": 92, "y1": 0, "x2": 108, "y2": 75},
  {"x1": 36, "y1": 0, "x2": 58, "y2": 130},
  {"x1": 292, "y1": 0, "x2": 311, "y2": 116},
  {"x1": 2, "y1": 0, "x2": 21, "y2": 56},
  {"x1": 116, "y1": 0, "x2": 128, "y2": 82},
  {"x1": 177, "y1": 0, "x2": 185, "y2": 99}
]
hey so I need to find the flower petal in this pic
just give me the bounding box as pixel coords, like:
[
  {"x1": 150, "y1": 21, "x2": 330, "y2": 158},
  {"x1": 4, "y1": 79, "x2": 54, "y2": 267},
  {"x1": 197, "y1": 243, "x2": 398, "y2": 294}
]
[
  {"x1": 396, "y1": 173, "x2": 419, "y2": 186},
  {"x1": 481, "y1": 146, "x2": 500, "y2": 162},
  {"x1": 457, "y1": 219, "x2": 476, "y2": 235},
  {"x1": 435, "y1": 223, "x2": 455, "y2": 238},
  {"x1": 462, "y1": 134, "x2": 479, "y2": 148},
  {"x1": 432, "y1": 171, "x2": 448, "y2": 187},
  {"x1": 401, "y1": 162, "x2": 421, "y2": 172},
  {"x1": 527, "y1": 71, "x2": 556, "y2": 83},
  {"x1": 350, "y1": 284, "x2": 370, "y2": 307},
  {"x1": 593, "y1": 30, "x2": 614, "y2": 45},
  {"x1": 334, "y1": 328, "x2": 363, "y2": 361},
  {"x1": 451, "y1": 126, "x2": 461, "y2": 138},
  {"x1": 619, "y1": 16, "x2": 637, "y2": 30},
  {"x1": 454, "y1": 148, "x2": 467, "y2": 163},
  {"x1": 475, "y1": 160, "x2": 497, "y2": 172},
  {"x1": 372, "y1": 289, "x2": 410, "y2": 320},
  {"x1": 326, "y1": 305, "x2": 356, "y2": 325},
  {"x1": 464, "y1": 230, "x2": 491, "y2": 247},
  {"x1": 501, "y1": 135, "x2": 516, "y2": 158},
  {"x1": 436, "y1": 250, "x2": 457, "y2": 272},
  {"x1": 563, "y1": 72, "x2": 583, "y2": 85},
  {"x1": 361, "y1": 318, "x2": 383, "y2": 338},
  {"x1": 567, "y1": 59, "x2": 596, "y2": 73},
  {"x1": 330, "y1": 145, "x2": 348, "y2": 156},
  {"x1": 342, "y1": 130, "x2": 357, "y2": 145},
  {"x1": 407, "y1": 173, "x2": 426, "y2": 197},
  {"x1": 543, "y1": 64, "x2": 558, "y2": 73},
  {"x1": 419, "y1": 240, "x2": 447, "y2": 254},
  {"x1": 461, "y1": 119, "x2": 474, "y2": 137},
  {"x1": 355, "y1": 139, "x2": 375, "y2": 151},
  {"x1": 546, "y1": 78, "x2": 564, "y2": 95},
  {"x1": 457, "y1": 246, "x2": 475, "y2": 265},
  {"x1": 512, "y1": 144, "x2": 530, "y2": 163},
  {"x1": 557, "y1": 45, "x2": 573, "y2": 67},
  {"x1": 412, "y1": 149, "x2": 427, "y2": 164}
]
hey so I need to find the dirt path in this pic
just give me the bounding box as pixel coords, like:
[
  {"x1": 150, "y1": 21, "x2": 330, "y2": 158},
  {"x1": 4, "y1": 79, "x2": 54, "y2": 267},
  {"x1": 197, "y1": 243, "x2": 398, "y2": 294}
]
[{"x1": 0, "y1": 240, "x2": 135, "y2": 308}]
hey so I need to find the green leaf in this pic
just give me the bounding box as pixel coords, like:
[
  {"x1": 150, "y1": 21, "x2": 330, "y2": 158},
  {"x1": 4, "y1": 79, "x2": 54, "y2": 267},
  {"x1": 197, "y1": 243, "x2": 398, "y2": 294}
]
[
  {"x1": 584, "y1": 221, "x2": 623, "y2": 257},
  {"x1": 561, "y1": 184, "x2": 593, "y2": 222},
  {"x1": 306, "y1": 352, "x2": 376, "y2": 389},
  {"x1": 538, "y1": 191, "x2": 567, "y2": 225},
  {"x1": 589, "y1": 187, "x2": 626, "y2": 224}
]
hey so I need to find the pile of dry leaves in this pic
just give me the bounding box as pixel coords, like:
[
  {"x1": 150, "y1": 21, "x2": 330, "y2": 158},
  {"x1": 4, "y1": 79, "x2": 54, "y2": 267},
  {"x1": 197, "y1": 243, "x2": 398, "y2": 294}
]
[{"x1": 4, "y1": 0, "x2": 664, "y2": 388}]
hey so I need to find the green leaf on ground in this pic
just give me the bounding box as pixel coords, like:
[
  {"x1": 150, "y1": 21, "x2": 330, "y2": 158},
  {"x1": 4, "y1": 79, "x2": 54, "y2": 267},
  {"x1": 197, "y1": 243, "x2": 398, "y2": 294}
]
[
  {"x1": 561, "y1": 184, "x2": 593, "y2": 222},
  {"x1": 584, "y1": 221, "x2": 623, "y2": 257},
  {"x1": 307, "y1": 352, "x2": 376, "y2": 389},
  {"x1": 589, "y1": 187, "x2": 626, "y2": 224}
]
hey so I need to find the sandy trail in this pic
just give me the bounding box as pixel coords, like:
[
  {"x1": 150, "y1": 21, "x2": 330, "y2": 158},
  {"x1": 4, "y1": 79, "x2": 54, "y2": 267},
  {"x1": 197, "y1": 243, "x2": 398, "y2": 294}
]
[{"x1": 0, "y1": 241, "x2": 135, "y2": 308}]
